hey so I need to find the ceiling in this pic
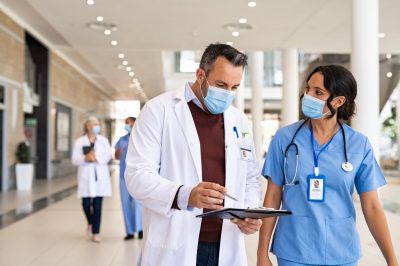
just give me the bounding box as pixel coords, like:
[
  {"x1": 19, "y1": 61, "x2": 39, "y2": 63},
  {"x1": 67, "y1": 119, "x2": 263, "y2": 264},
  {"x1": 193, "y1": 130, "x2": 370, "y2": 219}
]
[{"x1": 1, "y1": 0, "x2": 399, "y2": 102}]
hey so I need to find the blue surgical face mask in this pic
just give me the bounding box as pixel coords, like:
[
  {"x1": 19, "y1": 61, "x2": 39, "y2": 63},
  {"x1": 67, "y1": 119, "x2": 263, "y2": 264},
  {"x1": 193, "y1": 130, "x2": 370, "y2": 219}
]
[
  {"x1": 200, "y1": 77, "x2": 236, "y2": 114},
  {"x1": 124, "y1": 124, "x2": 132, "y2": 133},
  {"x1": 92, "y1": 125, "x2": 101, "y2": 135},
  {"x1": 301, "y1": 92, "x2": 330, "y2": 119}
]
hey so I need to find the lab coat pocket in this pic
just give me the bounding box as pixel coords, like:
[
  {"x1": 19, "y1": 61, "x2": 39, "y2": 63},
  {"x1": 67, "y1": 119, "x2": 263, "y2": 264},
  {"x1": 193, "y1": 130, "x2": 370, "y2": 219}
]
[
  {"x1": 147, "y1": 212, "x2": 185, "y2": 250},
  {"x1": 326, "y1": 216, "x2": 361, "y2": 262}
]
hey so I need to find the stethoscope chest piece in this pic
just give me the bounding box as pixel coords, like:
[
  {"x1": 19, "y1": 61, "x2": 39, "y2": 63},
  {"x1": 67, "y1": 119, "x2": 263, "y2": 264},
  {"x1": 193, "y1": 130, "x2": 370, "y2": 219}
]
[{"x1": 342, "y1": 162, "x2": 353, "y2": 172}]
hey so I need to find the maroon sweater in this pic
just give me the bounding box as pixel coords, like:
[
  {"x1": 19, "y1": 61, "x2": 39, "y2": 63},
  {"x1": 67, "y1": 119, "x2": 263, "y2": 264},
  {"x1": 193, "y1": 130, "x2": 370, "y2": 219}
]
[{"x1": 188, "y1": 101, "x2": 226, "y2": 243}]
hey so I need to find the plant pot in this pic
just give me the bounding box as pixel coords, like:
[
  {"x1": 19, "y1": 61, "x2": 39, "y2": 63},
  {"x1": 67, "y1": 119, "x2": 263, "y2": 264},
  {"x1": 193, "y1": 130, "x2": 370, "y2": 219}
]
[{"x1": 16, "y1": 163, "x2": 34, "y2": 191}]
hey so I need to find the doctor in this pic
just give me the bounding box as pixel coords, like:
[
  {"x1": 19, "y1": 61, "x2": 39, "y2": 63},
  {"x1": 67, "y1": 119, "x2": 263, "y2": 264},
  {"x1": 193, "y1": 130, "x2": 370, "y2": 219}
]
[
  {"x1": 257, "y1": 65, "x2": 398, "y2": 266},
  {"x1": 125, "y1": 43, "x2": 262, "y2": 266},
  {"x1": 115, "y1": 116, "x2": 143, "y2": 240},
  {"x1": 72, "y1": 116, "x2": 112, "y2": 243}
]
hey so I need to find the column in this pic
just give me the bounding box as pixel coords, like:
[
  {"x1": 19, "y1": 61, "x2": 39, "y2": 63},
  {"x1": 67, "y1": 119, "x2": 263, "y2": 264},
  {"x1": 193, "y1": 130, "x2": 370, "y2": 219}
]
[
  {"x1": 251, "y1": 51, "x2": 264, "y2": 159},
  {"x1": 351, "y1": 0, "x2": 380, "y2": 158},
  {"x1": 397, "y1": 89, "x2": 400, "y2": 170},
  {"x1": 234, "y1": 70, "x2": 245, "y2": 112},
  {"x1": 281, "y1": 48, "x2": 299, "y2": 127}
]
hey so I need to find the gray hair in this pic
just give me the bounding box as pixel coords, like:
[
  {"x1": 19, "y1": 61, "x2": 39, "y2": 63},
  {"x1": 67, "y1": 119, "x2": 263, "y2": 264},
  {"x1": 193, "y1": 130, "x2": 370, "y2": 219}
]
[
  {"x1": 83, "y1": 116, "x2": 99, "y2": 134},
  {"x1": 199, "y1": 43, "x2": 248, "y2": 76}
]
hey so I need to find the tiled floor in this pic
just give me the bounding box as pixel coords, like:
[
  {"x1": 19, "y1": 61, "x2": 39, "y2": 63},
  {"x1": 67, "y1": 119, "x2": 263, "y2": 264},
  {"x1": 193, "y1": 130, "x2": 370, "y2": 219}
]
[{"x1": 0, "y1": 171, "x2": 399, "y2": 265}]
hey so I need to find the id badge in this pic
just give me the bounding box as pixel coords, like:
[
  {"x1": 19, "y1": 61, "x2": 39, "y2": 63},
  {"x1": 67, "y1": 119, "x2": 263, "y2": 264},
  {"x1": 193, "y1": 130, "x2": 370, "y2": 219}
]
[
  {"x1": 307, "y1": 175, "x2": 325, "y2": 202},
  {"x1": 240, "y1": 147, "x2": 253, "y2": 161},
  {"x1": 238, "y1": 139, "x2": 254, "y2": 162}
]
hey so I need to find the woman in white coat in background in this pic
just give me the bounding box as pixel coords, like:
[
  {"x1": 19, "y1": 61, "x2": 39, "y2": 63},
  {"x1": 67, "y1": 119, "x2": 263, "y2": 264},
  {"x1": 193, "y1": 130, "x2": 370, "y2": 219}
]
[{"x1": 72, "y1": 116, "x2": 112, "y2": 243}]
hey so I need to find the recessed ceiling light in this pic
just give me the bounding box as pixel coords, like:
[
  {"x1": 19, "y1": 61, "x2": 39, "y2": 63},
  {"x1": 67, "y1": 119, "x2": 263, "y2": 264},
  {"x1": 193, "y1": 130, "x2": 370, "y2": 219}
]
[
  {"x1": 96, "y1": 16, "x2": 103, "y2": 22},
  {"x1": 239, "y1": 18, "x2": 247, "y2": 24},
  {"x1": 378, "y1": 32, "x2": 385, "y2": 38},
  {"x1": 111, "y1": 40, "x2": 118, "y2": 46},
  {"x1": 232, "y1": 31, "x2": 240, "y2": 37},
  {"x1": 248, "y1": 1, "x2": 256, "y2": 7},
  {"x1": 386, "y1": 53, "x2": 392, "y2": 59},
  {"x1": 122, "y1": 60, "x2": 128, "y2": 65},
  {"x1": 226, "y1": 41, "x2": 233, "y2": 46},
  {"x1": 118, "y1": 53, "x2": 125, "y2": 59},
  {"x1": 126, "y1": 67, "x2": 132, "y2": 71},
  {"x1": 129, "y1": 71, "x2": 135, "y2": 77},
  {"x1": 87, "y1": 0, "x2": 95, "y2": 5},
  {"x1": 104, "y1": 29, "x2": 111, "y2": 35},
  {"x1": 387, "y1": 72, "x2": 393, "y2": 78}
]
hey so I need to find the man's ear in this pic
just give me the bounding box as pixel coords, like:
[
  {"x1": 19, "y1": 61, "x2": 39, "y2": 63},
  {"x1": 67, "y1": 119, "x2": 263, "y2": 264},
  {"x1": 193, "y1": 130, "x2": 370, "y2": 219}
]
[{"x1": 196, "y1": 68, "x2": 205, "y2": 83}]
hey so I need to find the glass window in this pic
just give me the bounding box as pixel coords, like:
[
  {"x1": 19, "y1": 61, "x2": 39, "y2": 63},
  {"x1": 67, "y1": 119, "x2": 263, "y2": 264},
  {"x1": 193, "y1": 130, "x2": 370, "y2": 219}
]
[
  {"x1": 244, "y1": 51, "x2": 283, "y2": 88},
  {"x1": 55, "y1": 103, "x2": 72, "y2": 158},
  {"x1": 175, "y1": 51, "x2": 200, "y2": 73}
]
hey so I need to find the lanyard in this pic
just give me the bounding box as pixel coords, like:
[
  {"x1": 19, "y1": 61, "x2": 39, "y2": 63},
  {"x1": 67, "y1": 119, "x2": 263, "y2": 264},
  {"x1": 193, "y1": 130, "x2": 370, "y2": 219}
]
[{"x1": 309, "y1": 120, "x2": 336, "y2": 176}]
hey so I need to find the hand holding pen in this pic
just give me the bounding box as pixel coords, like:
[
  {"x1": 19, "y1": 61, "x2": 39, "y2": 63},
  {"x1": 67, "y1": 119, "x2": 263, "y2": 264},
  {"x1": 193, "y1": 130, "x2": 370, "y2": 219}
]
[{"x1": 188, "y1": 182, "x2": 237, "y2": 210}]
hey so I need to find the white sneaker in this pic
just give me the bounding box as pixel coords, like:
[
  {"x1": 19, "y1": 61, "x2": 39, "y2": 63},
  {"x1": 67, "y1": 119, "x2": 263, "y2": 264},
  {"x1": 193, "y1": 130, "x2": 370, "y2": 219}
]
[{"x1": 92, "y1": 234, "x2": 101, "y2": 243}]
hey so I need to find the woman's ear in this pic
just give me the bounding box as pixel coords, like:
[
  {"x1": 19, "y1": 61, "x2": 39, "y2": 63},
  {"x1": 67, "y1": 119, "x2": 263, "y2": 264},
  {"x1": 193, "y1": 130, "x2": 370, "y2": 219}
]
[{"x1": 332, "y1": 96, "x2": 346, "y2": 109}]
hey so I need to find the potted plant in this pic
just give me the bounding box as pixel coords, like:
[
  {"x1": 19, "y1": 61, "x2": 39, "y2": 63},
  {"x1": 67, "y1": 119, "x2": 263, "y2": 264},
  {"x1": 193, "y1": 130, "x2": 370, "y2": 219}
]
[{"x1": 15, "y1": 141, "x2": 34, "y2": 191}]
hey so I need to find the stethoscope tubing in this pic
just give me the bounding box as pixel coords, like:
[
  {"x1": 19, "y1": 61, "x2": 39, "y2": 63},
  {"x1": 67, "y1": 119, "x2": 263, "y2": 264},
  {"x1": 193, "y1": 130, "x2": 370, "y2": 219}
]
[{"x1": 283, "y1": 118, "x2": 349, "y2": 185}]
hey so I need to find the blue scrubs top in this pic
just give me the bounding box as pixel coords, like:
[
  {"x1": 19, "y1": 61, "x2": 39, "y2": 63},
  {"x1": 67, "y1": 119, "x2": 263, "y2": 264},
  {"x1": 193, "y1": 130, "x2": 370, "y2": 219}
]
[
  {"x1": 115, "y1": 134, "x2": 130, "y2": 179},
  {"x1": 262, "y1": 120, "x2": 386, "y2": 265}
]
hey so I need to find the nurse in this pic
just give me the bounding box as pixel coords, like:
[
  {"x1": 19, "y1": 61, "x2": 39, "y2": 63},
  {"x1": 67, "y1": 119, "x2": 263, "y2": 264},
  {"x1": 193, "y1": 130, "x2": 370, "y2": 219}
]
[
  {"x1": 257, "y1": 65, "x2": 398, "y2": 266},
  {"x1": 115, "y1": 116, "x2": 143, "y2": 240}
]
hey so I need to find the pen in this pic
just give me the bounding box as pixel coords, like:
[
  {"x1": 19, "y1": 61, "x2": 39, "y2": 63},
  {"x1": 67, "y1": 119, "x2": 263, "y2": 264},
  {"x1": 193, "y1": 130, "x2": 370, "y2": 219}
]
[
  {"x1": 224, "y1": 192, "x2": 238, "y2": 201},
  {"x1": 233, "y1": 127, "x2": 239, "y2": 138}
]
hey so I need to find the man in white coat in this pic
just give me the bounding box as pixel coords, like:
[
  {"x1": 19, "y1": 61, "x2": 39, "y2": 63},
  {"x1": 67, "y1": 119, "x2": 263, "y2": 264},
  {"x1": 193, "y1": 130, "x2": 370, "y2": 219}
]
[{"x1": 125, "y1": 43, "x2": 262, "y2": 265}]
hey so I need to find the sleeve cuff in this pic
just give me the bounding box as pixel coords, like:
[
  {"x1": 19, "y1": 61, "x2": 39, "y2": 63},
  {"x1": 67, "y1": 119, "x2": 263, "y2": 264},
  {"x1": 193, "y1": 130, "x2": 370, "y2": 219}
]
[{"x1": 178, "y1": 186, "x2": 194, "y2": 211}]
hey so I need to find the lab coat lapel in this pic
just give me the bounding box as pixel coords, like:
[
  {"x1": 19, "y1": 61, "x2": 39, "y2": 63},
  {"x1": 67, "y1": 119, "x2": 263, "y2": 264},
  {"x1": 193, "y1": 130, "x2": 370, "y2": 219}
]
[
  {"x1": 174, "y1": 90, "x2": 202, "y2": 181},
  {"x1": 223, "y1": 107, "x2": 237, "y2": 206}
]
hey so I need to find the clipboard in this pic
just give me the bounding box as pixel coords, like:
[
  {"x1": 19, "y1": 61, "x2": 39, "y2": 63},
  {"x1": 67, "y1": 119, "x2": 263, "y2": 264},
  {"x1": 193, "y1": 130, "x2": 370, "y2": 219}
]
[{"x1": 196, "y1": 207, "x2": 292, "y2": 219}]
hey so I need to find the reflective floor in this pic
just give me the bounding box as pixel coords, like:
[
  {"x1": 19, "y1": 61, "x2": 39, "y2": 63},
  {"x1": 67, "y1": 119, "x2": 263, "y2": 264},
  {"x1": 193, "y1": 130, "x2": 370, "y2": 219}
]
[{"x1": 0, "y1": 169, "x2": 399, "y2": 266}]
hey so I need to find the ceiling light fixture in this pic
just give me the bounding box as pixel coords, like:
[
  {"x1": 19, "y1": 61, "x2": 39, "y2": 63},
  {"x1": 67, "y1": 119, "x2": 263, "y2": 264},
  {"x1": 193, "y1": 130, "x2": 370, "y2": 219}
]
[
  {"x1": 122, "y1": 60, "x2": 128, "y2": 65},
  {"x1": 96, "y1": 16, "x2": 103, "y2": 22},
  {"x1": 232, "y1": 31, "x2": 240, "y2": 37},
  {"x1": 87, "y1": 0, "x2": 95, "y2": 5},
  {"x1": 87, "y1": 22, "x2": 117, "y2": 33},
  {"x1": 378, "y1": 32, "x2": 385, "y2": 38},
  {"x1": 129, "y1": 71, "x2": 135, "y2": 77},
  {"x1": 248, "y1": 1, "x2": 256, "y2": 7},
  {"x1": 239, "y1": 18, "x2": 247, "y2": 24},
  {"x1": 386, "y1": 53, "x2": 392, "y2": 59},
  {"x1": 104, "y1": 29, "x2": 111, "y2": 35},
  {"x1": 111, "y1": 40, "x2": 118, "y2": 46},
  {"x1": 126, "y1": 67, "x2": 132, "y2": 71},
  {"x1": 387, "y1": 72, "x2": 393, "y2": 78},
  {"x1": 226, "y1": 41, "x2": 233, "y2": 46},
  {"x1": 118, "y1": 53, "x2": 125, "y2": 59}
]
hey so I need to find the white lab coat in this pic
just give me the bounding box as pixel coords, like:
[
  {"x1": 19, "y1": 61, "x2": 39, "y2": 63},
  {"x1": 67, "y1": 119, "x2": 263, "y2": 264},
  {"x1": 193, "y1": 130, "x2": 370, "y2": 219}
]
[
  {"x1": 72, "y1": 134, "x2": 112, "y2": 198},
  {"x1": 125, "y1": 88, "x2": 261, "y2": 266}
]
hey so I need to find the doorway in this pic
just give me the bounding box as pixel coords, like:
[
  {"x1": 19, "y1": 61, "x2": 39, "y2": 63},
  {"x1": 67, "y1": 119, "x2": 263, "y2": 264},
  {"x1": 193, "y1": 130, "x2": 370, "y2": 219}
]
[{"x1": 25, "y1": 33, "x2": 49, "y2": 179}]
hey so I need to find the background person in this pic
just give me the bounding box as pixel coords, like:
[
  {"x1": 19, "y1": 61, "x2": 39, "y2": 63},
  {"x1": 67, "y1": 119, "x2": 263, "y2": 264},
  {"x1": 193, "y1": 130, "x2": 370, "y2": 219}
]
[
  {"x1": 72, "y1": 116, "x2": 112, "y2": 243},
  {"x1": 115, "y1": 116, "x2": 143, "y2": 240}
]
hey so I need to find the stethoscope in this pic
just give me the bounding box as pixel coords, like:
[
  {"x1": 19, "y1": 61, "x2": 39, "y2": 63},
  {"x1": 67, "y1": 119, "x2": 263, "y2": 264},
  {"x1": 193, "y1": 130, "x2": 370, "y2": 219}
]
[{"x1": 283, "y1": 118, "x2": 353, "y2": 186}]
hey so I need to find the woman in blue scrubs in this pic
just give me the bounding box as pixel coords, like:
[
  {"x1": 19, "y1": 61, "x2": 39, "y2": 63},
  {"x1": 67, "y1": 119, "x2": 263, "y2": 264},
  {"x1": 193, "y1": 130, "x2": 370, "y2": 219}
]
[{"x1": 257, "y1": 65, "x2": 398, "y2": 266}]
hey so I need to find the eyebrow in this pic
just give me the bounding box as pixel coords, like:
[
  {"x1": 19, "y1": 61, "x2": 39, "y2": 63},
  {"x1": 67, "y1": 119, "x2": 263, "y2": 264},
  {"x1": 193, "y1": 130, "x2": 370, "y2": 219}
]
[
  {"x1": 307, "y1": 83, "x2": 327, "y2": 92},
  {"x1": 215, "y1": 80, "x2": 241, "y2": 87}
]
